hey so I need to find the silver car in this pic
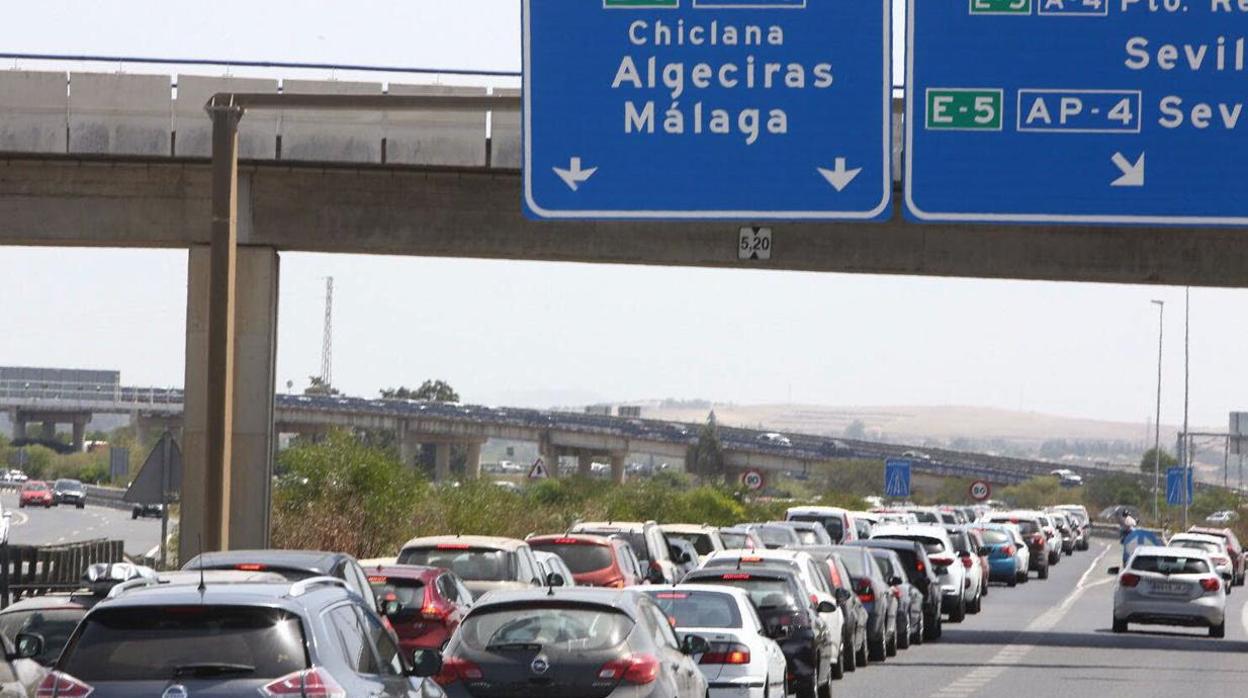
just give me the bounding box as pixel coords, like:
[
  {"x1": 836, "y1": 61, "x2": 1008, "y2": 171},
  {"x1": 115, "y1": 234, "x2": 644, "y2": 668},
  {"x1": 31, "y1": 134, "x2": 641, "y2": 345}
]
[{"x1": 1112, "y1": 546, "x2": 1227, "y2": 638}]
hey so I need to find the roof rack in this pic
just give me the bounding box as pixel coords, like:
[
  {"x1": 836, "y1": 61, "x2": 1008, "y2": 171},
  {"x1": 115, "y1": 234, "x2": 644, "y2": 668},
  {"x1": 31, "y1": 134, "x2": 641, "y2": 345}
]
[
  {"x1": 105, "y1": 576, "x2": 162, "y2": 600},
  {"x1": 288, "y1": 576, "x2": 350, "y2": 598}
]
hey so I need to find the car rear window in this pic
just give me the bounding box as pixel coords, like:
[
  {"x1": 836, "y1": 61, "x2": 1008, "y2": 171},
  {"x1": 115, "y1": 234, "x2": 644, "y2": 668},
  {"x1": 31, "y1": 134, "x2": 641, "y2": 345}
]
[
  {"x1": 720, "y1": 532, "x2": 749, "y2": 549},
  {"x1": 1131, "y1": 556, "x2": 1211, "y2": 574},
  {"x1": 990, "y1": 518, "x2": 1039, "y2": 535},
  {"x1": 0, "y1": 608, "x2": 84, "y2": 665},
  {"x1": 646, "y1": 590, "x2": 743, "y2": 629},
  {"x1": 876, "y1": 535, "x2": 946, "y2": 555},
  {"x1": 910, "y1": 511, "x2": 940, "y2": 524},
  {"x1": 458, "y1": 605, "x2": 632, "y2": 651},
  {"x1": 1169, "y1": 541, "x2": 1223, "y2": 555},
  {"x1": 691, "y1": 575, "x2": 801, "y2": 611},
  {"x1": 579, "y1": 531, "x2": 650, "y2": 563},
  {"x1": 789, "y1": 515, "x2": 845, "y2": 542},
  {"x1": 529, "y1": 542, "x2": 614, "y2": 574},
  {"x1": 61, "y1": 606, "x2": 307, "y2": 681},
  {"x1": 792, "y1": 529, "x2": 823, "y2": 545},
  {"x1": 756, "y1": 526, "x2": 799, "y2": 547},
  {"x1": 398, "y1": 547, "x2": 516, "y2": 582},
  {"x1": 872, "y1": 555, "x2": 896, "y2": 580},
  {"x1": 367, "y1": 576, "x2": 425, "y2": 617},
  {"x1": 838, "y1": 551, "x2": 869, "y2": 578},
  {"x1": 664, "y1": 532, "x2": 716, "y2": 556},
  {"x1": 24, "y1": 483, "x2": 47, "y2": 491},
  {"x1": 978, "y1": 530, "x2": 1010, "y2": 545}
]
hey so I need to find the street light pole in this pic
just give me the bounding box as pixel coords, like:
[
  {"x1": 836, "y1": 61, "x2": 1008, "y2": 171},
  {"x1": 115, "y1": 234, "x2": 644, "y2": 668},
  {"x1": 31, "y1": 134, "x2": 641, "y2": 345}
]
[
  {"x1": 1151, "y1": 300, "x2": 1164, "y2": 523},
  {"x1": 1182, "y1": 288, "x2": 1192, "y2": 529}
]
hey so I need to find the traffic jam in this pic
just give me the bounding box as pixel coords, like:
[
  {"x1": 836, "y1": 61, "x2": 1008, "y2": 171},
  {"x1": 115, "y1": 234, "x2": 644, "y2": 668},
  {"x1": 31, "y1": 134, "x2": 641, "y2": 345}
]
[{"x1": 12, "y1": 501, "x2": 1219, "y2": 697}]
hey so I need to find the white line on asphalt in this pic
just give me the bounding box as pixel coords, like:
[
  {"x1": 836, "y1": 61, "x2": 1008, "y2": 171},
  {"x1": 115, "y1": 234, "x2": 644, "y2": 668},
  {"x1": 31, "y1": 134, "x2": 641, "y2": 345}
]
[
  {"x1": 8, "y1": 511, "x2": 28, "y2": 528},
  {"x1": 927, "y1": 544, "x2": 1111, "y2": 698},
  {"x1": 1240, "y1": 588, "x2": 1248, "y2": 638}
]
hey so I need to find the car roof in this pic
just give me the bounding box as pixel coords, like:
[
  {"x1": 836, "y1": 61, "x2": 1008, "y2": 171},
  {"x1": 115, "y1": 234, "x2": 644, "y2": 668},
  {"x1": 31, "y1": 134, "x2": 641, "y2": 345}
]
[
  {"x1": 846, "y1": 539, "x2": 922, "y2": 552},
  {"x1": 1169, "y1": 533, "x2": 1226, "y2": 545},
  {"x1": 643, "y1": 583, "x2": 753, "y2": 604},
  {"x1": 773, "y1": 520, "x2": 822, "y2": 529},
  {"x1": 871, "y1": 524, "x2": 951, "y2": 540},
  {"x1": 0, "y1": 592, "x2": 95, "y2": 613},
  {"x1": 705, "y1": 549, "x2": 810, "y2": 563},
  {"x1": 527, "y1": 533, "x2": 615, "y2": 546},
  {"x1": 401, "y1": 535, "x2": 528, "y2": 551},
  {"x1": 92, "y1": 580, "x2": 353, "y2": 612},
  {"x1": 470, "y1": 586, "x2": 646, "y2": 617},
  {"x1": 159, "y1": 570, "x2": 290, "y2": 585},
  {"x1": 573, "y1": 522, "x2": 650, "y2": 532},
  {"x1": 787, "y1": 506, "x2": 849, "y2": 515},
  {"x1": 1133, "y1": 546, "x2": 1213, "y2": 559},
  {"x1": 659, "y1": 524, "x2": 718, "y2": 534},
  {"x1": 184, "y1": 549, "x2": 352, "y2": 575}
]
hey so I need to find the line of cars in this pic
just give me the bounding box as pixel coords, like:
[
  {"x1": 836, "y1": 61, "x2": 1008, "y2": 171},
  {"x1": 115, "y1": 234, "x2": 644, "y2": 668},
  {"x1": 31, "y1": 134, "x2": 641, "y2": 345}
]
[
  {"x1": 17, "y1": 479, "x2": 85, "y2": 510},
  {"x1": 0, "y1": 501, "x2": 1095, "y2": 697}
]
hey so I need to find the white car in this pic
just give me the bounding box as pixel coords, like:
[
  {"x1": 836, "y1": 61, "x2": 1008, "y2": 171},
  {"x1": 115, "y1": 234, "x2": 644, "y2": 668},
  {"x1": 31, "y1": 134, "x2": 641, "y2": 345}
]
[
  {"x1": 871, "y1": 524, "x2": 971, "y2": 622},
  {"x1": 661, "y1": 524, "x2": 728, "y2": 563},
  {"x1": 645, "y1": 585, "x2": 788, "y2": 698},
  {"x1": 1206, "y1": 510, "x2": 1239, "y2": 525},
  {"x1": 1112, "y1": 546, "x2": 1226, "y2": 637},
  {"x1": 533, "y1": 550, "x2": 578, "y2": 587},
  {"x1": 1037, "y1": 513, "x2": 1064, "y2": 565},
  {"x1": 757, "y1": 432, "x2": 792, "y2": 447},
  {"x1": 699, "y1": 549, "x2": 846, "y2": 669},
  {"x1": 1168, "y1": 533, "x2": 1235, "y2": 591}
]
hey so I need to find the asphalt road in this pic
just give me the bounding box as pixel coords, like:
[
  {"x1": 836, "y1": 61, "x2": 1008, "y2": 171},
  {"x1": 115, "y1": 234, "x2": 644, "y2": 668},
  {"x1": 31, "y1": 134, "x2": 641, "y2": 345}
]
[
  {"x1": 2, "y1": 492, "x2": 163, "y2": 558},
  {"x1": 835, "y1": 539, "x2": 1248, "y2": 698}
]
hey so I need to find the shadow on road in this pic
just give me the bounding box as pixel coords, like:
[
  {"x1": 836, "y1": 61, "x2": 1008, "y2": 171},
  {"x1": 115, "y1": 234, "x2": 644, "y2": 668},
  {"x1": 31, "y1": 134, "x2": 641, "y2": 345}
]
[{"x1": 935, "y1": 628, "x2": 1248, "y2": 654}]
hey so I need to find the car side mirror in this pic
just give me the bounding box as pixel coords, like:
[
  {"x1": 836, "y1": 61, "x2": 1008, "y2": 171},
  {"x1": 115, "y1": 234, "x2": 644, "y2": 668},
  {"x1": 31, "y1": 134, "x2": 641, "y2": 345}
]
[
  {"x1": 1107, "y1": 567, "x2": 1121, "y2": 575},
  {"x1": 681, "y1": 634, "x2": 711, "y2": 656},
  {"x1": 13, "y1": 633, "x2": 42, "y2": 661},
  {"x1": 546, "y1": 572, "x2": 566, "y2": 587},
  {"x1": 816, "y1": 600, "x2": 837, "y2": 614},
  {"x1": 890, "y1": 577, "x2": 904, "y2": 587},
  {"x1": 409, "y1": 649, "x2": 442, "y2": 678},
  {"x1": 834, "y1": 588, "x2": 852, "y2": 603}
]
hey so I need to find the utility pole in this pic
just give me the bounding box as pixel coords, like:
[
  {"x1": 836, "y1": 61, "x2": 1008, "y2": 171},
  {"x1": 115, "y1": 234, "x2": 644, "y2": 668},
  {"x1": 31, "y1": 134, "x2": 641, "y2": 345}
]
[
  {"x1": 321, "y1": 277, "x2": 334, "y2": 389},
  {"x1": 1182, "y1": 288, "x2": 1191, "y2": 529},
  {"x1": 1151, "y1": 299, "x2": 1164, "y2": 523}
]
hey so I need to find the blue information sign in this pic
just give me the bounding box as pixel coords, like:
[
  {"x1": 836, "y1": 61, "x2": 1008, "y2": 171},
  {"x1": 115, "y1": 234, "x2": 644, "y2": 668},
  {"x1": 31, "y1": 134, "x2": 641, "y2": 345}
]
[
  {"x1": 905, "y1": 0, "x2": 1248, "y2": 225},
  {"x1": 1166, "y1": 466, "x2": 1194, "y2": 507},
  {"x1": 523, "y1": 0, "x2": 892, "y2": 220},
  {"x1": 885, "y1": 458, "x2": 912, "y2": 499}
]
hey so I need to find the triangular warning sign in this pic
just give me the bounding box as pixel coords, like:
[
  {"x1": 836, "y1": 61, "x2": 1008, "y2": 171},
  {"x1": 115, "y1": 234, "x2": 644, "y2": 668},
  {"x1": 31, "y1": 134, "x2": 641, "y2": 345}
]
[{"x1": 528, "y1": 458, "x2": 550, "y2": 480}]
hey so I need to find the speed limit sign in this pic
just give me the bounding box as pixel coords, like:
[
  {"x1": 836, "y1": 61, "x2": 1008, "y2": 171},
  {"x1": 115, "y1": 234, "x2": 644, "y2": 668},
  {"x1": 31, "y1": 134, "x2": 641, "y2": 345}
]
[
  {"x1": 741, "y1": 469, "x2": 766, "y2": 492},
  {"x1": 969, "y1": 480, "x2": 991, "y2": 502}
]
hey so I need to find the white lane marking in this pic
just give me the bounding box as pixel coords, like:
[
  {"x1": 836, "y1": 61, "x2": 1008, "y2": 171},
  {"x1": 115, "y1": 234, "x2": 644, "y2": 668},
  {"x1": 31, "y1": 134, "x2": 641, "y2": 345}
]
[
  {"x1": 927, "y1": 544, "x2": 1111, "y2": 698},
  {"x1": 1240, "y1": 588, "x2": 1248, "y2": 638},
  {"x1": 8, "y1": 511, "x2": 28, "y2": 527}
]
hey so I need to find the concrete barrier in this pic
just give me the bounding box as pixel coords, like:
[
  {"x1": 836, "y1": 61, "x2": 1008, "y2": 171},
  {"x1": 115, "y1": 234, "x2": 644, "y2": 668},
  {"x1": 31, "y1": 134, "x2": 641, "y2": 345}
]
[
  {"x1": 279, "y1": 79, "x2": 383, "y2": 163},
  {"x1": 384, "y1": 84, "x2": 487, "y2": 167},
  {"x1": 0, "y1": 71, "x2": 68, "y2": 154},
  {"x1": 175, "y1": 75, "x2": 279, "y2": 159},
  {"x1": 490, "y1": 87, "x2": 521, "y2": 169},
  {"x1": 68, "y1": 72, "x2": 172, "y2": 156}
]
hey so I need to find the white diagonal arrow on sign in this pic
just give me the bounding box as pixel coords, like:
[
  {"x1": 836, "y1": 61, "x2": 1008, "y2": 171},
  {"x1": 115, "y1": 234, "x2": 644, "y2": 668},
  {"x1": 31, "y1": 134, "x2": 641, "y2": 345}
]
[
  {"x1": 1111, "y1": 151, "x2": 1145, "y2": 187},
  {"x1": 817, "y1": 158, "x2": 862, "y2": 192},
  {"x1": 553, "y1": 157, "x2": 598, "y2": 191}
]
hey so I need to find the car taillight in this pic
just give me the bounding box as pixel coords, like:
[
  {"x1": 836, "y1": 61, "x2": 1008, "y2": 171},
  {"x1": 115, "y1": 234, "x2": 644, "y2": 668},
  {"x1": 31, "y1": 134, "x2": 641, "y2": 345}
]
[
  {"x1": 435, "y1": 657, "x2": 484, "y2": 686},
  {"x1": 961, "y1": 556, "x2": 974, "y2": 569},
  {"x1": 700, "y1": 643, "x2": 751, "y2": 665},
  {"x1": 1002, "y1": 546, "x2": 1015, "y2": 557},
  {"x1": 421, "y1": 584, "x2": 450, "y2": 620},
  {"x1": 1032, "y1": 534, "x2": 1045, "y2": 546},
  {"x1": 235, "y1": 563, "x2": 266, "y2": 571},
  {"x1": 36, "y1": 672, "x2": 94, "y2": 698},
  {"x1": 260, "y1": 668, "x2": 346, "y2": 697},
  {"x1": 930, "y1": 556, "x2": 954, "y2": 568},
  {"x1": 891, "y1": 587, "x2": 902, "y2": 599},
  {"x1": 1120, "y1": 573, "x2": 1141, "y2": 588},
  {"x1": 599, "y1": 654, "x2": 660, "y2": 684},
  {"x1": 1201, "y1": 577, "x2": 1221, "y2": 593},
  {"x1": 607, "y1": 579, "x2": 626, "y2": 588},
  {"x1": 855, "y1": 579, "x2": 875, "y2": 603},
  {"x1": 916, "y1": 561, "x2": 926, "y2": 573}
]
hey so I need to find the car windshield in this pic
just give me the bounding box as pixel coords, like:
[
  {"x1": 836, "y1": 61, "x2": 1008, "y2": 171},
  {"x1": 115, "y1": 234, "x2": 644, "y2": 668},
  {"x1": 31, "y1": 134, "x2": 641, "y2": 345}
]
[
  {"x1": 664, "y1": 532, "x2": 716, "y2": 556},
  {"x1": 1170, "y1": 540, "x2": 1223, "y2": 555},
  {"x1": 646, "y1": 590, "x2": 743, "y2": 629},
  {"x1": 1131, "y1": 556, "x2": 1211, "y2": 574},
  {"x1": 0, "y1": 608, "x2": 84, "y2": 665},
  {"x1": 55, "y1": 480, "x2": 83, "y2": 491},
  {"x1": 789, "y1": 514, "x2": 844, "y2": 542},
  {"x1": 458, "y1": 605, "x2": 632, "y2": 651},
  {"x1": 398, "y1": 547, "x2": 516, "y2": 582},
  {"x1": 61, "y1": 606, "x2": 307, "y2": 681},
  {"x1": 529, "y1": 542, "x2": 614, "y2": 574}
]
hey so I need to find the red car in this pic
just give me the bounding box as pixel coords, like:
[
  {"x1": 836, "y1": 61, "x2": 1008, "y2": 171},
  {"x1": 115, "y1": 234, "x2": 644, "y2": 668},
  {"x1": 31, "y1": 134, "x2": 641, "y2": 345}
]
[
  {"x1": 526, "y1": 534, "x2": 646, "y2": 588},
  {"x1": 18, "y1": 481, "x2": 53, "y2": 508},
  {"x1": 368, "y1": 565, "x2": 473, "y2": 651}
]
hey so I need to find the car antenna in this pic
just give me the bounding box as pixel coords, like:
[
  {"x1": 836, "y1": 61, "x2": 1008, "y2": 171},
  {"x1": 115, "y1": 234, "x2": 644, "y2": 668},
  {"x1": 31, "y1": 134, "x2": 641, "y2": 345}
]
[{"x1": 196, "y1": 534, "x2": 206, "y2": 593}]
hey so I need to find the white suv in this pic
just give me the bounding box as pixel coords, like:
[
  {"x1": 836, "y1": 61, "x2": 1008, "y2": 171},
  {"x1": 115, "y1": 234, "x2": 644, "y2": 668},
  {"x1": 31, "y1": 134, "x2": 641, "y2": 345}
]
[{"x1": 871, "y1": 524, "x2": 971, "y2": 622}]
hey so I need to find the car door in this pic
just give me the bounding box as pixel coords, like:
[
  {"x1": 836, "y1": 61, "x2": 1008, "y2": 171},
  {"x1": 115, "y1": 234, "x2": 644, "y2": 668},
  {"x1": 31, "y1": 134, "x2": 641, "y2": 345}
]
[
  {"x1": 326, "y1": 604, "x2": 390, "y2": 697},
  {"x1": 642, "y1": 603, "x2": 697, "y2": 697},
  {"x1": 361, "y1": 605, "x2": 424, "y2": 697}
]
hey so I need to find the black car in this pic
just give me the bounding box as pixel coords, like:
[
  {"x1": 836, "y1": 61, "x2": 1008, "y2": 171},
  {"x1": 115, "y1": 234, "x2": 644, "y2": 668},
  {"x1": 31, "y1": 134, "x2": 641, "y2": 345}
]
[
  {"x1": 436, "y1": 588, "x2": 710, "y2": 698},
  {"x1": 826, "y1": 545, "x2": 896, "y2": 662},
  {"x1": 52, "y1": 479, "x2": 86, "y2": 509},
  {"x1": 130, "y1": 503, "x2": 164, "y2": 520},
  {"x1": 682, "y1": 567, "x2": 836, "y2": 698},
  {"x1": 39, "y1": 577, "x2": 443, "y2": 697},
  {"x1": 822, "y1": 551, "x2": 870, "y2": 675},
  {"x1": 182, "y1": 549, "x2": 381, "y2": 614},
  {"x1": 869, "y1": 549, "x2": 924, "y2": 651},
  {"x1": 847, "y1": 539, "x2": 943, "y2": 642}
]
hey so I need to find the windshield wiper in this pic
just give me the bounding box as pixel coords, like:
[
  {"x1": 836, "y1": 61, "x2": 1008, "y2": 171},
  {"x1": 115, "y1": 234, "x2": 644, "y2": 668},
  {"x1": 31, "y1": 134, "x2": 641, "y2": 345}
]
[{"x1": 172, "y1": 663, "x2": 257, "y2": 678}]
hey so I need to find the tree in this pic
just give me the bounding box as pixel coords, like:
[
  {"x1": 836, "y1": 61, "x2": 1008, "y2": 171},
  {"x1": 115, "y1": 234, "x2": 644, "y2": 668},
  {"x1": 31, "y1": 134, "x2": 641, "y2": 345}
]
[
  {"x1": 1139, "y1": 447, "x2": 1177, "y2": 476},
  {"x1": 382, "y1": 380, "x2": 460, "y2": 403},
  {"x1": 843, "y1": 420, "x2": 866, "y2": 440},
  {"x1": 304, "y1": 376, "x2": 340, "y2": 396},
  {"x1": 686, "y1": 411, "x2": 725, "y2": 478}
]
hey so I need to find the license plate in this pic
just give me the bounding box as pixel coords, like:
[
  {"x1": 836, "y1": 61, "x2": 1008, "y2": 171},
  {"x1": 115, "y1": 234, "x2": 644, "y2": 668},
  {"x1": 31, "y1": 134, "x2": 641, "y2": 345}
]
[{"x1": 1151, "y1": 581, "x2": 1189, "y2": 595}]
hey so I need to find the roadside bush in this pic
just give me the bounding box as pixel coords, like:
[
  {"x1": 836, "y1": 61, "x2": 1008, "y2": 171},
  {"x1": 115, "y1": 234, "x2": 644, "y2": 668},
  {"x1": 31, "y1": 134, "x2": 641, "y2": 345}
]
[{"x1": 999, "y1": 477, "x2": 1067, "y2": 509}]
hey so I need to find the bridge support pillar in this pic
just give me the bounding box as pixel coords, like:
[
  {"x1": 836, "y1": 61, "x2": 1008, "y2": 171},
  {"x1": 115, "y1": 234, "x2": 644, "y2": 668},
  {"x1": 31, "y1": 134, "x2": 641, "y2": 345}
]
[
  {"x1": 434, "y1": 442, "x2": 452, "y2": 483},
  {"x1": 39, "y1": 421, "x2": 55, "y2": 440},
  {"x1": 71, "y1": 417, "x2": 88, "y2": 452},
  {"x1": 540, "y1": 442, "x2": 561, "y2": 479},
  {"x1": 610, "y1": 452, "x2": 627, "y2": 485},
  {"x1": 464, "y1": 440, "x2": 484, "y2": 480},
  {"x1": 396, "y1": 421, "x2": 416, "y2": 468},
  {"x1": 10, "y1": 414, "x2": 25, "y2": 441},
  {"x1": 181, "y1": 240, "x2": 279, "y2": 563},
  {"x1": 578, "y1": 451, "x2": 595, "y2": 477}
]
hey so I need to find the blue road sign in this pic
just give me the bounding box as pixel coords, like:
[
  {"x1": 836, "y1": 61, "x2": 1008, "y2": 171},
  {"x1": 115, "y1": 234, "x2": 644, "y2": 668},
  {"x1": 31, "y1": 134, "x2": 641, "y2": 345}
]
[
  {"x1": 1166, "y1": 466, "x2": 1194, "y2": 507},
  {"x1": 885, "y1": 459, "x2": 912, "y2": 499},
  {"x1": 523, "y1": 0, "x2": 892, "y2": 221},
  {"x1": 905, "y1": 0, "x2": 1248, "y2": 226}
]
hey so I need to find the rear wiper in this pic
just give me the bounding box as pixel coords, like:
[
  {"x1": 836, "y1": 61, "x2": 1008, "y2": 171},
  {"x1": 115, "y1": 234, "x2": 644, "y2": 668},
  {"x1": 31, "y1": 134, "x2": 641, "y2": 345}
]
[
  {"x1": 172, "y1": 663, "x2": 257, "y2": 678},
  {"x1": 486, "y1": 642, "x2": 543, "y2": 652}
]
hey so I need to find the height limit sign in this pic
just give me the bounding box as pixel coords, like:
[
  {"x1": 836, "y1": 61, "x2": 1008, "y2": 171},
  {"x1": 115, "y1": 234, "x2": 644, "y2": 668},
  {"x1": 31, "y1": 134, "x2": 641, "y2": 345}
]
[{"x1": 523, "y1": 0, "x2": 892, "y2": 220}]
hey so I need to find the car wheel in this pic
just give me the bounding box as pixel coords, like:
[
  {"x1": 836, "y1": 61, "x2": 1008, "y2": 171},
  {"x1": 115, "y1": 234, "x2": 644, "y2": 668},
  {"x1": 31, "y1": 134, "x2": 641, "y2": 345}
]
[
  {"x1": 933, "y1": 613, "x2": 943, "y2": 639},
  {"x1": 913, "y1": 615, "x2": 925, "y2": 645},
  {"x1": 1007, "y1": 574, "x2": 1017, "y2": 588},
  {"x1": 981, "y1": 580, "x2": 988, "y2": 597},
  {"x1": 1065, "y1": 547, "x2": 1073, "y2": 557},
  {"x1": 817, "y1": 669, "x2": 832, "y2": 698},
  {"x1": 831, "y1": 646, "x2": 845, "y2": 680},
  {"x1": 1210, "y1": 621, "x2": 1226, "y2": 639},
  {"x1": 968, "y1": 591, "x2": 982, "y2": 614},
  {"x1": 855, "y1": 637, "x2": 869, "y2": 668},
  {"x1": 1112, "y1": 618, "x2": 1127, "y2": 633},
  {"x1": 1038, "y1": 564, "x2": 1050, "y2": 580},
  {"x1": 869, "y1": 636, "x2": 886, "y2": 662},
  {"x1": 948, "y1": 598, "x2": 966, "y2": 623},
  {"x1": 886, "y1": 629, "x2": 898, "y2": 657},
  {"x1": 77, "y1": 503, "x2": 84, "y2": 509}
]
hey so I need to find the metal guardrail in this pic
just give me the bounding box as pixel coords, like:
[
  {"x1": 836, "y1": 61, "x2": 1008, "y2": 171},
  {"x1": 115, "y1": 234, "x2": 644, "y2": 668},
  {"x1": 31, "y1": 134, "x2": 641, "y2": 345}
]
[
  {"x1": 0, "y1": 379, "x2": 182, "y2": 407},
  {"x1": 0, "y1": 539, "x2": 125, "y2": 608}
]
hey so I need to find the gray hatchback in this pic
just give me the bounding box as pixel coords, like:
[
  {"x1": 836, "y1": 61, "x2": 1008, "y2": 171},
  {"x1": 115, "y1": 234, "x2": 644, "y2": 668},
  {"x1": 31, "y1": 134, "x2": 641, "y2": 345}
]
[{"x1": 37, "y1": 577, "x2": 443, "y2": 697}]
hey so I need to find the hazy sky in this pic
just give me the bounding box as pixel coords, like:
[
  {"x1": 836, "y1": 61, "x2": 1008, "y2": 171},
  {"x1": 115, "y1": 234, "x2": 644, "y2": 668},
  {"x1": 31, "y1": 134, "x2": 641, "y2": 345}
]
[{"x1": 0, "y1": 1, "x2": 1242, "y2": 428}]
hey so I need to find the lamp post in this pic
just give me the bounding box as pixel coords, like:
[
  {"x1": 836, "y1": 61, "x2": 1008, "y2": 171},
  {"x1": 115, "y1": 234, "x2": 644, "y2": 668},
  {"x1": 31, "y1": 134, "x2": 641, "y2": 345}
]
[
  {"x1": 1182, "y1": 288, "x2": 1191, "y2": 529},
  {"x1": 1151, "y1": 299, "x2": 1164, "y2": 523}
]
